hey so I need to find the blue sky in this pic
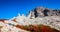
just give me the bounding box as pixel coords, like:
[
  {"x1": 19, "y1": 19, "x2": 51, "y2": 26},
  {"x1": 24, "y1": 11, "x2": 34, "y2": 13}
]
[{"x1": 0, "y1": 0, "x2": 60, "y2": 19}]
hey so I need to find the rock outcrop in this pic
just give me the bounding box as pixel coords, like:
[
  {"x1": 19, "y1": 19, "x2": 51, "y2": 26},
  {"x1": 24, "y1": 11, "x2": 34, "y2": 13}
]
[{"x1": 30, "y1": 7, "x2": 60, "y2": 18}]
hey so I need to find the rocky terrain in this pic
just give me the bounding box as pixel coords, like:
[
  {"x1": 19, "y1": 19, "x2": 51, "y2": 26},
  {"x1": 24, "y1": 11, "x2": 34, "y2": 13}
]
[
  {"x1": 30, "y1": 7, "x2": 60, "y2": 18},
  {"x1": 0, "y1": 7, "x2": 60, "y2": 32}
]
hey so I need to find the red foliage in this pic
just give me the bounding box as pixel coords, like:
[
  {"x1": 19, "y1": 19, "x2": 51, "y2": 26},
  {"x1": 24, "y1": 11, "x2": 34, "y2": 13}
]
[
  {"x1": 40, "y1": 25, "x2": 53, "y2": 32},
  {"x1": 15, "y1": 24, "x2": 60, "y2": 32},
  {"x1": 15, "y1": 25, "x2": 23, "y2": 29}
]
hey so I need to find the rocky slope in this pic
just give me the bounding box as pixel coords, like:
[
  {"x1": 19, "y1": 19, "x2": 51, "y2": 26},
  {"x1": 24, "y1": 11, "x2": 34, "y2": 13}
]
[{"x1": 0, "y1": 7, "x2": 60, "y2": 32}]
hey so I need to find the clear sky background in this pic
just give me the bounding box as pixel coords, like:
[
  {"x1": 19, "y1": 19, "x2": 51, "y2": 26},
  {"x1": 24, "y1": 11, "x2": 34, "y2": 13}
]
[{"x1": 0, "y1": 0, "x2": 60, "y2": 19}]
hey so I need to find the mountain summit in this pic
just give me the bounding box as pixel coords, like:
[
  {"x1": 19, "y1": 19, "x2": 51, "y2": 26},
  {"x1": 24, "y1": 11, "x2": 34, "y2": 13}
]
[{"x1": 29, "y1": 7, "x2": 60, "y2": 18}]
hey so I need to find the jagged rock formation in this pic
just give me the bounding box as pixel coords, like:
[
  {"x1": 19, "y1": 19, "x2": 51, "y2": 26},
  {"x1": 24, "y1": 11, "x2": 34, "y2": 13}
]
[
  {"x1": 0, "y1": 7, "x2": 60, "y2": 32},
  {"x1": 30, "y1": 7, "x2": 60, "y2": 18}
]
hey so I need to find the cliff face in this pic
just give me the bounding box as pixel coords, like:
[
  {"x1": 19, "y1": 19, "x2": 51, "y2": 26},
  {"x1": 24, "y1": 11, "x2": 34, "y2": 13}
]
[{"x1": 30, "y1": 7, "x2": 60, "y2": 18}]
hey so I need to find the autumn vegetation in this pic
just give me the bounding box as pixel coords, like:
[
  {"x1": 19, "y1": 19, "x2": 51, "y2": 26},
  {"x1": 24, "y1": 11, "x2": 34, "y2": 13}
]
[{"x1": 15, "y1": 24, "x2": 60, "y2": 32}]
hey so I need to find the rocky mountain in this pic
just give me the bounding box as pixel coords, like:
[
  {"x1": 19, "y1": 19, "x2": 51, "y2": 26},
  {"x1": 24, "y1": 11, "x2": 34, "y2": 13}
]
[
  {"x1": 0, "y1": 7, "x2": 60, "y2": 32},
  {"x1": 30, "y1": 7, "x2": 60, "y2": 18}
]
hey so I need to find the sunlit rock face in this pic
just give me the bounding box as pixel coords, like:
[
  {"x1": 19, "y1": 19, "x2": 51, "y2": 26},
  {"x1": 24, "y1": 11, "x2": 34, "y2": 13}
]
[
  {"x1": 0, "y1": 6, "x2": 60, "y2": 32},
  {"x1": 0, "y1": 19, "x2": 30, "y2": 32},
  {"x1": 30, "y1": 7, "x2": 60, "y2": 18},
  {"x1": 11, "y1": 14, "x2": 60, "y2": 32}
]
